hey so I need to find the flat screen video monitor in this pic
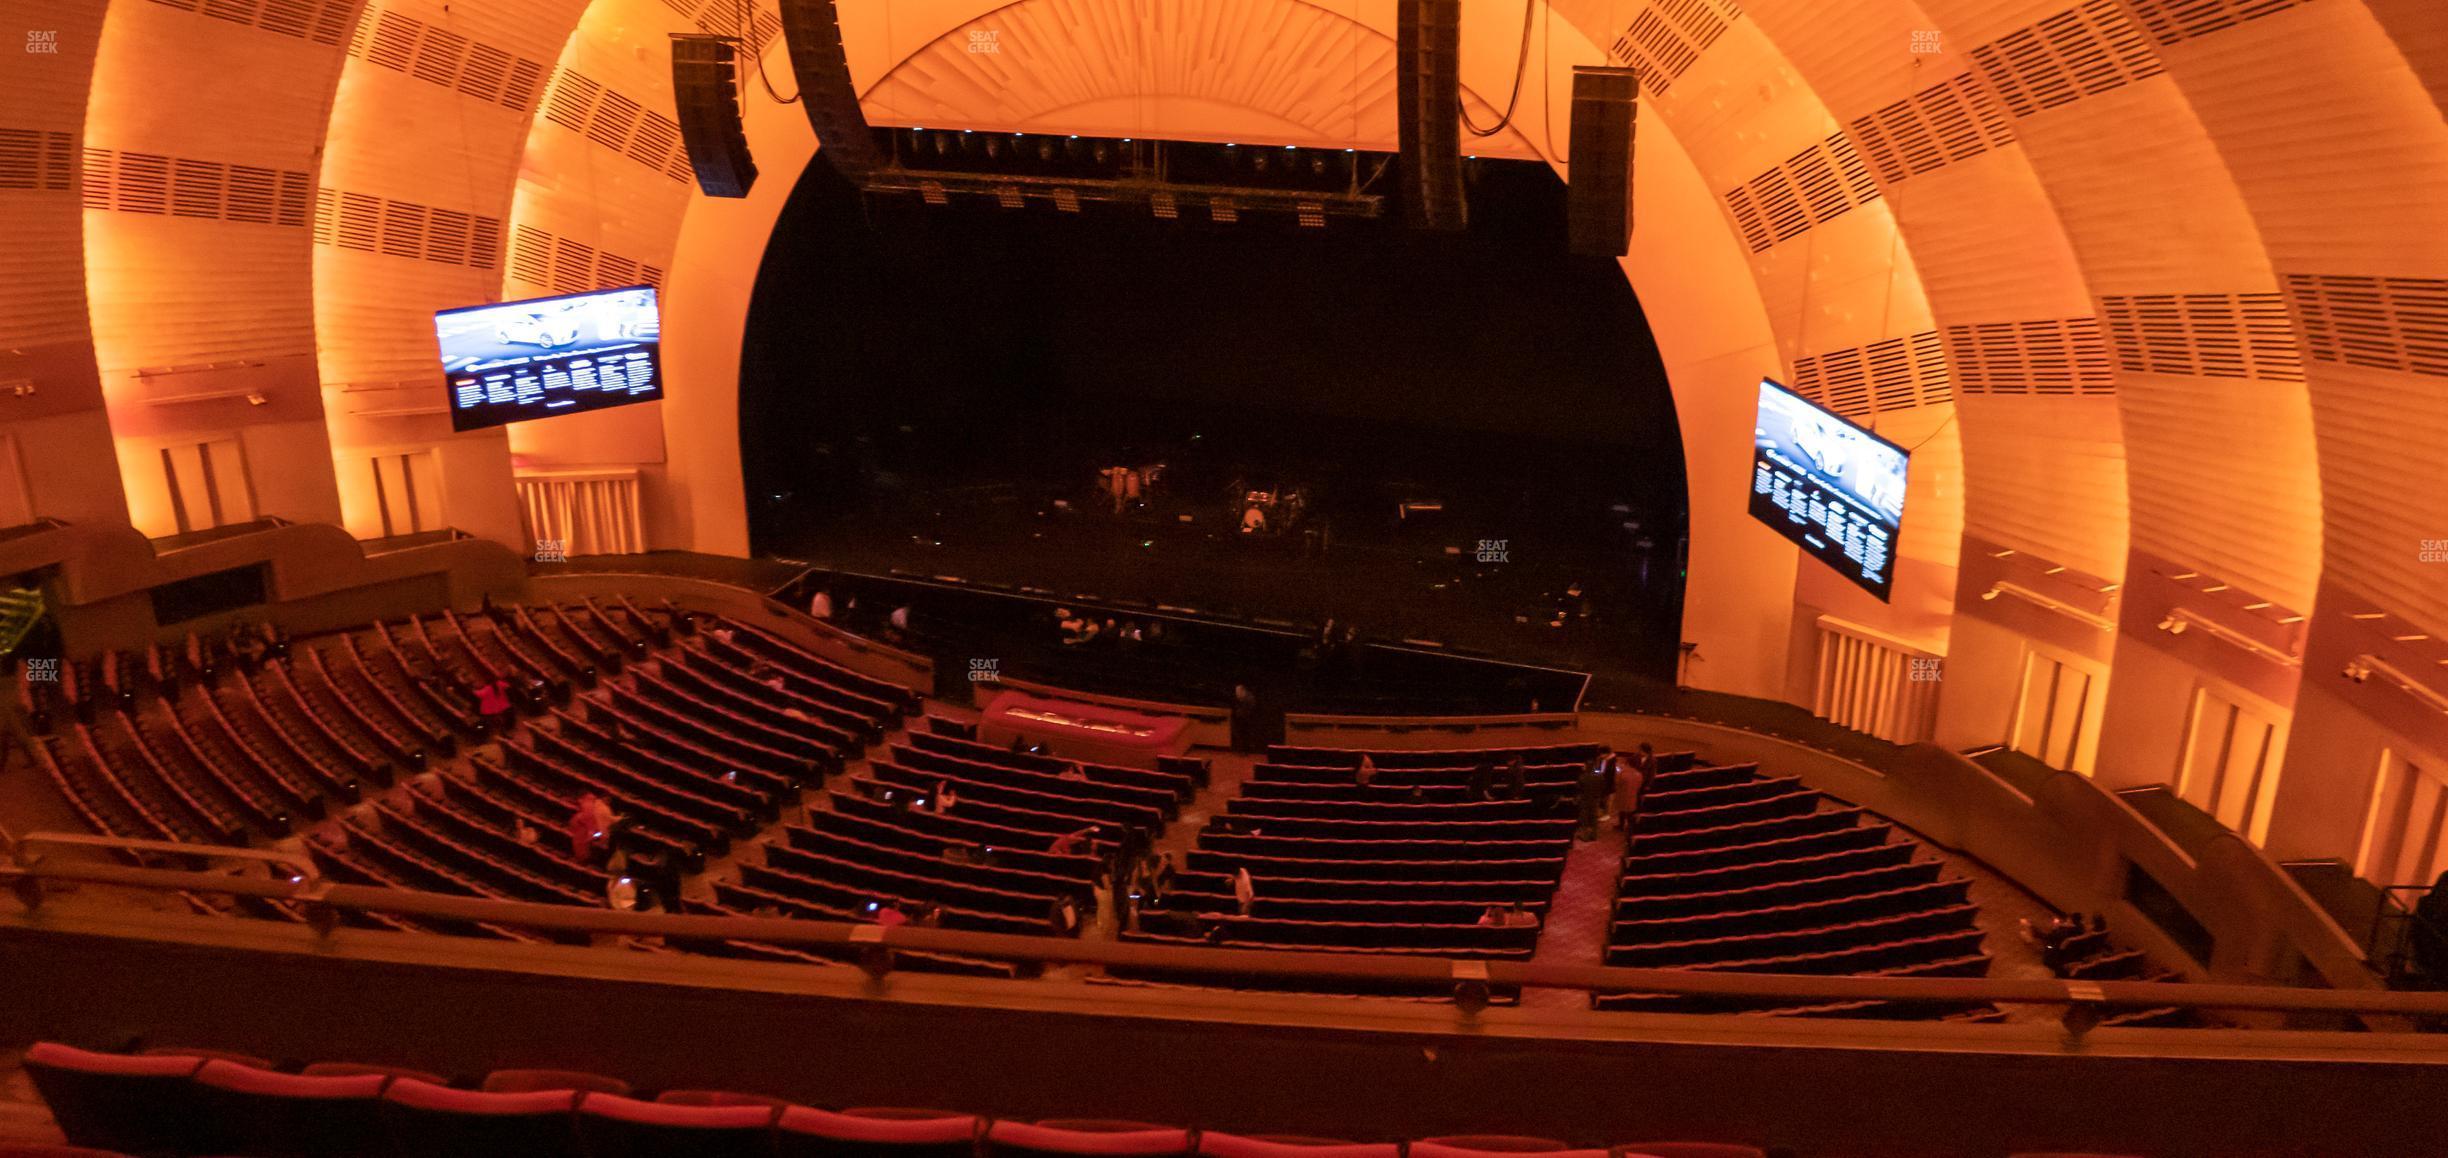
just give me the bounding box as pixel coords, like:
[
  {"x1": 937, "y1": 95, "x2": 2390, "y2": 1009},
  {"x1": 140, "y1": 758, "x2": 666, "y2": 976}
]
[
  {"x1": 1748, "y1": 377, "x2": 1909, "y2": 601},
  {"x1": 435, "y1": 286, "x2": 663, "y2": 432}
]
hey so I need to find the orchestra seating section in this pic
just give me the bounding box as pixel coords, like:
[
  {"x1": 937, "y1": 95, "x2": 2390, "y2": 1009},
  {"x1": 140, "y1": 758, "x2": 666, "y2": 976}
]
[
  {"x1": 6, "y1": 592, "x2": 2180, "y2": 1016},
  {"x1": 20, "y1": 1041, "x2": 1815, "y2": 1158}
]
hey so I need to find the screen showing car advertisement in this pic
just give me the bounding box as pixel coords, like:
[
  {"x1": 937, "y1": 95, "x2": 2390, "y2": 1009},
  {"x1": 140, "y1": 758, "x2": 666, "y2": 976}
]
[
  {"x1": 435, "y1": 286, "x2": 663, "y2": 432},
  {"x1": 1748, "y1": 377, "x2": 1910, "y2": 601}
]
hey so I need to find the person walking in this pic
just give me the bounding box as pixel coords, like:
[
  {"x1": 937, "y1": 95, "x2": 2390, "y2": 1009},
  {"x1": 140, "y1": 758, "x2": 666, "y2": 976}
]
[{"x1": 1615, "y1": 745, "x2": 1652, "y2": 835}]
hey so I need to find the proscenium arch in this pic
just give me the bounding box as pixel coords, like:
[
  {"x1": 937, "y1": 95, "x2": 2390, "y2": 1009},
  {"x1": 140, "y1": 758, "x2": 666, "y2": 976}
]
[
  {"x1": 653, "y1": 0, "x2": 1937, "y2": 701},
  {"x1": 31, "y1": 0, "x2": 2448, "y2": 879}
]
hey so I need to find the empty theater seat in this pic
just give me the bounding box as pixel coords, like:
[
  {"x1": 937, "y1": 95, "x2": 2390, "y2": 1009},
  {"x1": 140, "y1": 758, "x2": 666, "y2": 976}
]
[
  {"x1": 1408, "y1": 1137, "x2": 1610, "y2": 1158},
  {"x1": 984, "y1": 1120, "x2": 1197, "y2": 1158},
  {"x1": 378, "y1": 1078, "x2": 583, "y2": 1158},
  {"x1": 21, "y1": 1043, "x2": 206, "y2": 1156},
  {"x1": 773, "y1": 1106, "x2": 981, "y2": 1158},
  {"x1": 484, "y1": 1068, "x2": 636, "y2": 1096},
  {"x1": 573, "y1": 1093, "x2": 782, "y2": 1156},
  {"x1": 1195, "y1": 1134, "x2": 1400, "y2": 1158},
  {"x1": 187, "y1": 1060, "x2": 390, "y2": 1158}
]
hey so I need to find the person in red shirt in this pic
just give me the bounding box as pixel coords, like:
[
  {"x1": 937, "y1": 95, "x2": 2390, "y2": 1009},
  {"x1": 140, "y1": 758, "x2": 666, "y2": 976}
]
[
  {"x1": 473, "y1": 678, "x2": 513, "y2": 731},
  {"x1": 567, "y1": 792, "x2": 615, "y2": 861}
]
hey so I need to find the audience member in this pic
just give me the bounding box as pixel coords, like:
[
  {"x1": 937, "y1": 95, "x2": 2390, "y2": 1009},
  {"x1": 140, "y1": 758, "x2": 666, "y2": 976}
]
[
  {"x1": 1615, "y1": 744, "x2": 1652, "y2": 833},
  {"x1": 567, "y1": 793, "x2": 615, "y2": 861},
  {"x1": 1233, "y1": 866, "x2": 1256, "y2": 917},
  {"x1": 2414, "y1": 871, "x2": 2448, "y2": 982},
  {"x1": 473, "y1": 677, "x2": 513, "y2": 730},
  {"x1": 1049, "y1": 826, "x2": 1097, "y2": 857}
]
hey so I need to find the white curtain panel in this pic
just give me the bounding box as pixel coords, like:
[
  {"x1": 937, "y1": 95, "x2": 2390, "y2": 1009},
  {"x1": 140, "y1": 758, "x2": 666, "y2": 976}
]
[{"x1": 514, "y1": 470, "x2": 644, "y2": 557}]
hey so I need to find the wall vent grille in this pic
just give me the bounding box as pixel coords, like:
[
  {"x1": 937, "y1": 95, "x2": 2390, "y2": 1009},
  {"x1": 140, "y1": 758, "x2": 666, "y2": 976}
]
[
  {"x1": 2100, "y1": 292, "x2": 2304, "y2": 381},
  {"x1": 1722, "y1": 133, "x2": 1881, "y2": 253},
  {"x1": 0, "y1": 130, "x2": 76, "y2": 192},
  {"x1": 1848, "y1": 72, "x2": 2017, "y2": 185},
  {"x1": 345, "y1": 6, "x2": 545, "y2": 111},
  {"x1": 2284, "y1": 274, "x2": 2448, "y2": 379},
  {"x1": 1605, "y1": 0, "x2": 1742, "y2": 96},
  {"x1": 1791, "y1": 331, "x2": 1952, "y2": 417},
  {"x1": 1970, "y1": 0, "x2": 2164, "y2": 119},
  {"x1": 508, "y1": 225, "x2": 664, "y2": 295},
  {"x1": 2125, "y1": 0, "x2": 2309, "y2": 46},
  {"x1": 145, "y1": 0, "x2": 357, "y2": 46},
  {"x1": 540, "y1": 68, "x2": 694, "y2": 186},
  {"x1": 83, "y1": 148, "x2": 310, "y2": 225},
  {"x1": 312, "y1": 186, "x2": 501, "y2": 269},
  {"x1": 1943, "y1": 316, "x2": 2117, "y2": 395}
]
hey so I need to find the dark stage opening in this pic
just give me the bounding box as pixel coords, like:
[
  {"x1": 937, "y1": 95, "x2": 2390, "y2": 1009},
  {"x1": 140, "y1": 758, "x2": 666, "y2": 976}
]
[{"x1": 741, "y1": 155, "x2": 1687, "y2": 682}]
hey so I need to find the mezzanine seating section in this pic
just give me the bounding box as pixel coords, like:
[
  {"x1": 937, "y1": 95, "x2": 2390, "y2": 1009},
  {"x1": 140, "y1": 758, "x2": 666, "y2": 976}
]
[
  {"x1": 10, "y1": 599, "x2": 907, "y2": 938},
  {"x1": 1597, "y1": 759, "x2": 1991, "y2": 1018},
  {"x1": 1115, "y1": 742, "x2": 1600, "y2": 995}
]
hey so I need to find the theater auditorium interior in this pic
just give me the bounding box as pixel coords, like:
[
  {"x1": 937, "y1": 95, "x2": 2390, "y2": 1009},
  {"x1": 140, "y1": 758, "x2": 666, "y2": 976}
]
[{"x1": 1, "y1": 0, "x2": 2446, "y2": 1155}]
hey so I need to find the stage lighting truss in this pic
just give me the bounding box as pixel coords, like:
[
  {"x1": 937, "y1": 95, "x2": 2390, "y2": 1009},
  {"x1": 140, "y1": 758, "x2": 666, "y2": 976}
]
[{"x1": 862, "y1": 128, "x2": 1387, "y2": 223}]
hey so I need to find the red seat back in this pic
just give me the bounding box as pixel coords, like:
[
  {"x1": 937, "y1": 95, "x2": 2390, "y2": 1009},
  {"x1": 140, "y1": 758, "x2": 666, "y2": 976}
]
[
  {"x1": 22, "y1": 1043, "x2": 205, "y2": 1156},
  {"x1": 1196, "y1": 1131, "x2": 1400, "y2": 1158},
  {"x1": 482, "y1": 1067, "x2": 635, "y2": 1096},
  {"x1": 985, "y1": 1120, "x2": 1195, "y2": 1158},
  {"x1": 189, "y1": 1059, "x2": 390, "y2": 1158},
  {"x1": 575, "y1": 1092, "x2": 779, "y2": 1157},
  {"x1": 380, "y1": 1078, "x2": 583, "y2": 1158},
  {"x1": 775, "y1": 1104, "x2": 982, "y2": 1158}
]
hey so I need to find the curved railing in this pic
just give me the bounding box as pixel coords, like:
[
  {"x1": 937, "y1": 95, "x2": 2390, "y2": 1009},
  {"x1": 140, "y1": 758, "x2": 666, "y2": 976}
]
[{"x1": 10, "y1": 833, "x2": 2448, "y2": 1035}]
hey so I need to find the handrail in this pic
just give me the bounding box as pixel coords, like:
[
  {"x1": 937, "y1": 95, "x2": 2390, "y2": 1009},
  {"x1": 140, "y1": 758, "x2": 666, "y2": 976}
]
[
  {"x1": 9, "y1": 832, "x2": 323, "y2": 885},
  {"x1": 2368, "y1": 883, "x2": 2448, "y2": 988},
  {"x1": 9, "y1": 836, "x2": 2448, "y2": 1024}
]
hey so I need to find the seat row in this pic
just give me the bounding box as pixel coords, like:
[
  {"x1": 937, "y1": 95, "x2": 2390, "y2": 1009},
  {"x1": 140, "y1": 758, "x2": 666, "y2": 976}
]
[
  {"x1": 1119, "y1": 745, "x2": 1583, "y2": 992},
  {"x1": 1598, "y1": 759, "x2": 1992, "y2": 1019},
  {"x1": 25, "y1": 1041, "x2": 1806, "y2": 1158}
]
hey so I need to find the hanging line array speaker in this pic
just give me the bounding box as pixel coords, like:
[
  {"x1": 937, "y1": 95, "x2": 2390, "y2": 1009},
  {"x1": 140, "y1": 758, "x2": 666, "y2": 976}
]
[
  {"x1": 1397, "y1": 0, "x2": 1466, "y2": 231},
  {"x1": 671, "y1": 35, "x2": 758, "y2": 198},
  {"x1": 1566, "y1": 66, "x2": 1639, "y2": 257},
  {"x1": 776, "y1": 0, "x2": 883, "y2": 179}
]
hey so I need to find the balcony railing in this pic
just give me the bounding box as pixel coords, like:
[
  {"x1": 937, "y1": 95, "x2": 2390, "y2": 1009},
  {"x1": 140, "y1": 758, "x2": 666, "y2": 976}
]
[{"x1": 10, "y1": 833, "x2": 2448, "y2": 1036}]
